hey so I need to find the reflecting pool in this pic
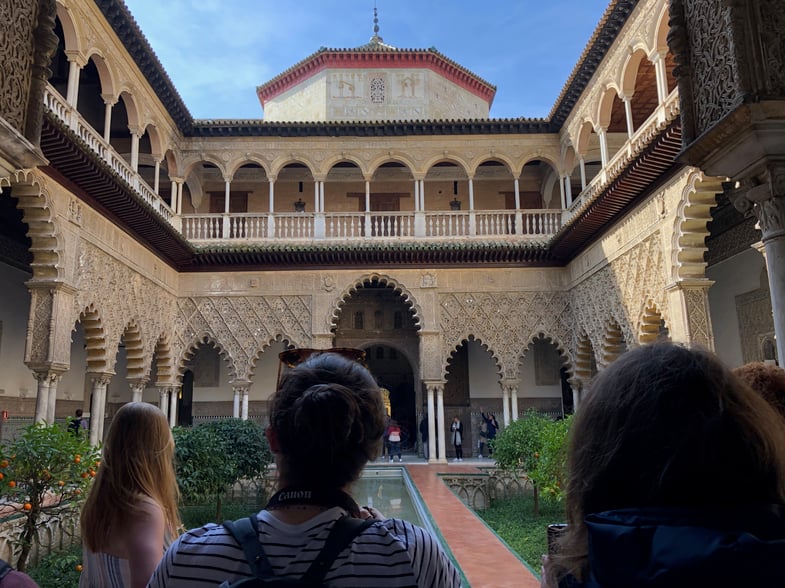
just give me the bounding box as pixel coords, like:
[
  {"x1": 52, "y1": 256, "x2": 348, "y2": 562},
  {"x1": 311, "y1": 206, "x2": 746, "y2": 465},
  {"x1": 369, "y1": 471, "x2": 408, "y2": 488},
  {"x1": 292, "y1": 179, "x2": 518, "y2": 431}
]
[{"x1": 351, "y1": 467, "x2": 427, "y2": 529}]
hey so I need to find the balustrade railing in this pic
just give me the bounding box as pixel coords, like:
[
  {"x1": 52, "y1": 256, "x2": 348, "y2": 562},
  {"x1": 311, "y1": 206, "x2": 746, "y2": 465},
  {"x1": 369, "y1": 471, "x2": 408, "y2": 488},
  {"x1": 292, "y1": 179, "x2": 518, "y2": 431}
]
[
  {"x1": 44, "y1": 85, "x2": 175, "y2": 224},
  {"x1": 567, "y1": 90, "x2": 680, "y2": 217}
]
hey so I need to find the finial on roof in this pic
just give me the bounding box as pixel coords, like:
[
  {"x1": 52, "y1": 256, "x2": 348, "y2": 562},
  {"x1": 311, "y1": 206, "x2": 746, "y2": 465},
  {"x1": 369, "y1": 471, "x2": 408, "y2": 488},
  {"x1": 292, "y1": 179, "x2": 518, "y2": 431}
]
[{"x1": 371, "y1": 3, "x2": 383, "y2": 43}]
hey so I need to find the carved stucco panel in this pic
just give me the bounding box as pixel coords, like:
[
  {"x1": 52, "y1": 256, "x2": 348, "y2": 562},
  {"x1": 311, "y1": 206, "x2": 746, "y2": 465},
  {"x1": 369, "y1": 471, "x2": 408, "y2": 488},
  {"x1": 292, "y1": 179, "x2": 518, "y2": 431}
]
[
  {"x1": 571, "y1": 232, "x2": 669, "y2": 356},
  {"x1": 683, "y1": 0, "x2": 742, "y2": 135},
  {"x1": 173, "y1": 295, "x2": 312, "y2": 381},
  {"x1": 440, "y1": 291, "x2": 574, "y2": 380},
  {"x1": 0, "y1": 0, "x2": 36, "y2": 133},
  {"x1": 684, "y1": 287, "x2": 712, "y2": 348},
  {"x1": 73, "y1": 241, "x2": 177, "y2": 375},
  {"x1": 759, "y1": 0, "x2": 785, "y2": 94}
]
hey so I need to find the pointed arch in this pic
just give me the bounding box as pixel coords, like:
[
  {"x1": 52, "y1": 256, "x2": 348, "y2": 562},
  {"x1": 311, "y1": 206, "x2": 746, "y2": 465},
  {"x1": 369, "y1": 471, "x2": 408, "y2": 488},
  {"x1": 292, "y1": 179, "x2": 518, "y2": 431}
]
[
  {"x1": 177, "y1": 333, "x2": 238, "y2": 383},
  {"x1": 517, "y1": 331, "x2": 574, "y2": 382},
  {"x1": 444, "y1": 335, "x2": 503, "y2": 381},
  {"x1": 247, "y1": 334, "x2": 296, "y2": 380},
  {"x1": 329, "y1": 273, "x2": 423, "y2": 332}
]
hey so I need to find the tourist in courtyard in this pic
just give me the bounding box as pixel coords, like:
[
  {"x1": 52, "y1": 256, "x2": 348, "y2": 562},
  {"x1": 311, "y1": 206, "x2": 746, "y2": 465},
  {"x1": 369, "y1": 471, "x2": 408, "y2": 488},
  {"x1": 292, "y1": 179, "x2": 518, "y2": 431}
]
[
  {"x1": 149, "y1": 351, "x2": 461, "y2": 587},
  {"x1": 419, "y1": 412, "x2": 429, "y2": 458},
  {"x1": 386, "y1": 419, "x2": 403, "y2": 462},
  {"x1": 80, "y1": 402, "x2": 181, "y2": 588},
  {"x1": 541, "y1": 343, "x2": 785, "y2": 587},
  {"x1": 733, "y1": 361, "x2": 785, "y2": 419},
  {"x1": 451, "y1": 415, "x2": 464, "y2": 461},
  {"x1": 68, "y1": 408, "x2": 88, "y2": 436},
  {"x1": 481, "y1": 411, "x2": 498, "y2": 456}
]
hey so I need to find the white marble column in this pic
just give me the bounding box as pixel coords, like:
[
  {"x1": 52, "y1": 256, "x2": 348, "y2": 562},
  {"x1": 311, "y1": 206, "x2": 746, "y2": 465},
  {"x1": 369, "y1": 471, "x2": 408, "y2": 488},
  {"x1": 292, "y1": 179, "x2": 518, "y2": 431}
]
[
  {"x1": 427, "y1": 384, "x2": 436, "y2": 462},
  {"x1": 169, "y1": 387, "x2": 178, "y2": 428},
  {"x1": 233, "y1": 388, "x2": 241, "y2": 418},
  {"x1": 101, "y1": 95, "x2": 115, "y2": 144},
  {"x1": 728, "y1": 176, "x2": 785, "y2": 362},
  {"x1": 268, "y1": 176, "x2": 276, "y2": 238},
  {"x1": 241, "y1": 389, "x2": 250, "y2": 421},
  {"x1": 33, "y1": 371, "x2": 62, "y2": 424},
  {"x1": 88, "y1": 374, "x2": 112, "y2": 446},
  {"x1": 651, "y1": 50, "x2": 669, "y2": 104},
  {"x1": 597, "y1": 127, "x2": 609, "y2": 168},
  {"x1": 159, "y1": 388, "x2": 170, "y2": 417},
  {"x1": 65, "y1": 54, "x2": 82, "y2": 107},
  {"x1": 129, "y1": 127, "x2": 142, "y2": 173},
  {"x1": 436, "y1": 383, "x2": 447, "y2": 463},
  {"x1": 501, "y1": 384, "x2": 511, "y2": 426},
  {"x1": 129, "y1": 379, "x2": 147, "y2": 403},
  {"x1": 622, "y1": 96, "x2": 635, "y2": 138},
  {"x1": 579, "y1": 157, "x2": 587, "y2": 190},
  {"x1": 153, "y1": 159, "x2": 161, "y2": 194}
]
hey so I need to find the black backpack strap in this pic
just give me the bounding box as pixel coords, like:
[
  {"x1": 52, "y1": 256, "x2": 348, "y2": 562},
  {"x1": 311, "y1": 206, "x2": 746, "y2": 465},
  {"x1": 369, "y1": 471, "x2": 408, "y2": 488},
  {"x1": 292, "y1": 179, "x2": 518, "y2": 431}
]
[
  {"x1": 300, "y1": 516, "x2": 374, "y2": 584},
  {"x1": 0, "y1": 559, "x2": 12, "y2": 580},
  {"x1": 222, "y1": 516, "x2": 274, "y2": 578}
]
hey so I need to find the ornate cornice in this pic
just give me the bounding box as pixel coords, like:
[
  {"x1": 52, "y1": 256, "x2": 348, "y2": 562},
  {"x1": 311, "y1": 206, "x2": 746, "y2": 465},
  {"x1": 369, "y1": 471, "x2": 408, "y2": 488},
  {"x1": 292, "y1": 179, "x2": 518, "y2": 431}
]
[
  {"x1": 548, "y1": 0, "x2": 638, "y2": 130},
  {"x1": 189, "y1": 118, "x2": 553, "y2": 137},
  {"x1": 257, "y1": 48, "x2": 497, "y2": 107}
]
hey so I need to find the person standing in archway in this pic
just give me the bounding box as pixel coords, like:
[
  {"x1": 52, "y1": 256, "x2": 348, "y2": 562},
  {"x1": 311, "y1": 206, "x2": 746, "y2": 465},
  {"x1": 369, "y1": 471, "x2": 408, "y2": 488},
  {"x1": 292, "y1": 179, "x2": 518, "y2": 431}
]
[{"x1": 450, "y1": 416, "x2": 463, "y2": 462}]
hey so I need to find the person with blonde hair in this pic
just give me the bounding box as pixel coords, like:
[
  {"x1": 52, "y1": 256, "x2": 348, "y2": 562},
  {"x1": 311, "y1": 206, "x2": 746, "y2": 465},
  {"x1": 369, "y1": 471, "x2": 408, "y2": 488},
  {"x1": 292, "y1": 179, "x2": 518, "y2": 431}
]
[
  {"x1": 543, "y1": 343, "x2": 785, "y2": 587},
  {"x1": 80, "y1": 402, "x2": 181, "y2": 588},
  {"x1": 150, "y1": 351, "x2": 460, "y2": 587}
]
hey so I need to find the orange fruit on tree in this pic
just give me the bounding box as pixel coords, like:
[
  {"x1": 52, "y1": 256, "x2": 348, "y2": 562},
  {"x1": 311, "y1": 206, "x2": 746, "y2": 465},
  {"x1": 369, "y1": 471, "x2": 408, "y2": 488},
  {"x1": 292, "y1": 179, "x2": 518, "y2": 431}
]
[
  {"x1": 0, "y1": 460, "x2": 8, "y2": 468},
  {"x1": 75, "y1": 564, "x2": 83, "y2": 572},
  {"x1": 23, "y1": 503, "x2": 32, "y2": 511},
  {"x1": 80, "y1": 472, "x2": 88, "y2": 479},
  {"x1": 74, "y1": 489, "x2": 82, "y2": 495},
  {"x1": 58, "y1": 480, "x2": 65, "y2": 487},
  {"x1": 74, "y1": 456, "x2": 81, "y2": 464},
  {"x1": 0, "y1": 472, "x2": 4, "y2": 481},
  {"x1": 8, "y1": 481, "x2": 16, "y2": 489}
]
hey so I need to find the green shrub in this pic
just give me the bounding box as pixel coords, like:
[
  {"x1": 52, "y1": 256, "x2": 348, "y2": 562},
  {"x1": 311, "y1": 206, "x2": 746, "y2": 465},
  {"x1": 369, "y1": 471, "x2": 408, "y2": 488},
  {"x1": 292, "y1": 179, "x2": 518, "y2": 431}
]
[
  {"x1": 492, "y1": 411, "x2": 572, "y2": 511},
  {"x1": 173, "y1": 419, "x2": 272, "y2": 520},
  {"x1": 0, "y1": 422, "x2": 99, "y2": 571},
  {"x1": 479, "y1": 494, "x2": 566, "y2": 570},
  {"x1": 27, "y1": 543, "x2": 82, "y2": 588}
]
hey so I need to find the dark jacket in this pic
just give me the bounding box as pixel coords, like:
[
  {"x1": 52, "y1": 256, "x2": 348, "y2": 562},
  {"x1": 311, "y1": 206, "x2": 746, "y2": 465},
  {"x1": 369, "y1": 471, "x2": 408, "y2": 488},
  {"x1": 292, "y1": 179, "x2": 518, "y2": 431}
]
[{"x1": 560, "y1": 505, "x2": 785, "y2": 588}]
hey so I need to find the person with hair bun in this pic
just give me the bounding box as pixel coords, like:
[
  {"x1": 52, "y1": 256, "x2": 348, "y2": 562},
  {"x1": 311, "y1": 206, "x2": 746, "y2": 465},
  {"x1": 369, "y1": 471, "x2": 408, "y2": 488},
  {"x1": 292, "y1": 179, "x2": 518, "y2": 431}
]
[
  {"x1": 542, "y1": 343, "x2": 785, "y2": 588},
  {"x1": 150, "y1": 351, "x2": 460, "y2": 587}
]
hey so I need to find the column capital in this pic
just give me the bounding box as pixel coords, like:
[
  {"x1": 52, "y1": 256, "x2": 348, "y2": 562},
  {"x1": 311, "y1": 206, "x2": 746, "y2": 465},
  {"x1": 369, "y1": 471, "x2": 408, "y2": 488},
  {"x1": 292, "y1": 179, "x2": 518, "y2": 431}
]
[
  {"x1": 87, "y1": 372, "x2": 114, "y2": 387},
  {"x1": 725, "y1": 169, "x2": 785, "y2": 240},
  {"x1": 100, "y1": 93, "x2": 118, "y2": 107},
  {"x1": 64, "y1": 50, "x2": 87, "y2": 67},
  {"x1": 32, "y1": 369, "x2": 64, "y2": 384},
  {"x1": 128, "y1": 125, "x2": 144, "y2": 138}
]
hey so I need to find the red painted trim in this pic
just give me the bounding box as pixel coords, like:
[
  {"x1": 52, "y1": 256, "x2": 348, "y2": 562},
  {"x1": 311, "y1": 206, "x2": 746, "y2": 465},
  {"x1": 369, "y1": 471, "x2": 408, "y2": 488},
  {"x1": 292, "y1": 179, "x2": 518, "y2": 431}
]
[{"x1": 257, "y1": 51, "x2": 496, "y2": 106}]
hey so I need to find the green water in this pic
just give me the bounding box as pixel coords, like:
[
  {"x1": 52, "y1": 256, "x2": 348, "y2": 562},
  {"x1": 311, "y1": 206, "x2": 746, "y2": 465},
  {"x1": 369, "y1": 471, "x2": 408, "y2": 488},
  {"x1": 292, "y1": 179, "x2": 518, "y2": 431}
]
[{"x1": 351, "y1": 467, "x2": 424, "y2": 526}]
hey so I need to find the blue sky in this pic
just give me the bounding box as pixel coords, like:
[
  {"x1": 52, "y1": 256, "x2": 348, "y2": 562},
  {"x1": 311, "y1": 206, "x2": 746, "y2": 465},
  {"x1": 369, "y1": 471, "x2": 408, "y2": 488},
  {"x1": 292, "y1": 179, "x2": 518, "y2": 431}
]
[{"x1": 122, "y1": 0, "x2": 609, "y2": 120}]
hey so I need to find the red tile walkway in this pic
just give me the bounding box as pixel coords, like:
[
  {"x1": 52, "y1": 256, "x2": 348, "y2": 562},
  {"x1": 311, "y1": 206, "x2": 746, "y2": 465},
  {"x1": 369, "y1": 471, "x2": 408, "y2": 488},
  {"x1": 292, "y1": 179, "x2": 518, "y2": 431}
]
[{"x1": 405, "y1": 463, "x2": 541, "y2": 588}]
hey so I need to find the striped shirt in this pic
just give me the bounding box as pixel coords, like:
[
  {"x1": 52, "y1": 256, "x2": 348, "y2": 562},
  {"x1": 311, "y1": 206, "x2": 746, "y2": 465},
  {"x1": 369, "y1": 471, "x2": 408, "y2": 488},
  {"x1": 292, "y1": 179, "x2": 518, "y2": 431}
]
[{"x1": 147, "y1": 507, "x2": 461, "y2": 587}]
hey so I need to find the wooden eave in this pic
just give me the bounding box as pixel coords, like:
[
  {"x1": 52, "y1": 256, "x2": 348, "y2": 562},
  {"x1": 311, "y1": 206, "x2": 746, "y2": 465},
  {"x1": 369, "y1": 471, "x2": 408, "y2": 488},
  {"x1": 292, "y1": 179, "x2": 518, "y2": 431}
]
[
  {"x1": 549, "y1": 120, "x2": 684, "y2": 261},
  {"x1": 39, "y1": 112, "x2": 195, "y2": 269}
]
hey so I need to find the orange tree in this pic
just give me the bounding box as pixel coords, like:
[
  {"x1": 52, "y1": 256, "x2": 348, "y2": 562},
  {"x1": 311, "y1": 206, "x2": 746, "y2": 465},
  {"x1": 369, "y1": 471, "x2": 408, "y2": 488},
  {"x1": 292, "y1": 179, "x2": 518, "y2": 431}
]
[
  {"x1": 492, "y1": 410, "x2": 572, "y2": 515},
  {"x1": 174, "y1": 419, "x2": 272, "y2": 522},
  {"x1": 0, "y1": 421, "x2": 99, "y2": 571}
]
